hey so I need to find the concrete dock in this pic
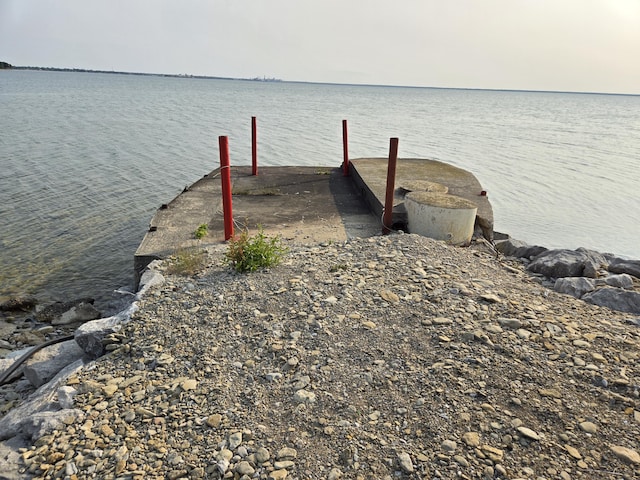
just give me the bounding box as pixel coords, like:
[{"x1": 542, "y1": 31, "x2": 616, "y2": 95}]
[{"x1": 134, "y1": 158, "x2": 493, "y2": 279}]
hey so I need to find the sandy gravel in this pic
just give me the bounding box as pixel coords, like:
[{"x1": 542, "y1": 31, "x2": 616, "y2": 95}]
[{"x1": 12, "y1": 233, "x2": 640, "y2": 479}]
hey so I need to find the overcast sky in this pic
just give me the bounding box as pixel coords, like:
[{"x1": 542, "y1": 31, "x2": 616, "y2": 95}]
[{"x1": 1, "y1": 0, "x2": 639, "y2": 94}]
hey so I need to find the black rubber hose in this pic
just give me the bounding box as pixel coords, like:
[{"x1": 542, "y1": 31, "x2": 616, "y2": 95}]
[{"x1": 0, "y1": 335, "x2": 75, "y2": 386}]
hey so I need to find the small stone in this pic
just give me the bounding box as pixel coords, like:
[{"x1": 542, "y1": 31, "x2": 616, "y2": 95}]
[
  {"x1": 255, "y1": 447, "x2": 270, "y2": 463},
  {"x1": 481, "y1": 445, "x2": 504, "y2": 462},
  {"x1": 397, "y1": 452, "x2": 414, "y2": 473},
  {"x1": 479, "y1": 293, "x2": 501, "y2": 303},
  {"x1": 462, "y1": 432, "x2": 480, "y2": 447},
  {"x1": 610, "y1": 445, "x2": 640, "y2": 464},
  {"x1": 433, "y1": 317, "x2": 453, "y2": 325},
  {"x1": 539, "y1": 388, "x2": 562, "y2": 399},
  {"x1": 293, "y1": 389, "x2": 316, "y2": 403},
  {"x1": 379, "y1": 289, "x2": 400, "y2": 303},
  {"x1": 235, "y1": 461, "x2": 255, "y2": 476},
  {"x1": 327, "y1": 468, "x2": 342, "y2": 480},
  {"x1": 579, "y1": 421, "x2": 597, "y2": 434},
  {"x1": 277, "y1": 447, "x2": 297, "y2": 460},
  {"x1": 228, "y1": 431, "x2": 242, "y2": 450},
  {"x1": 361, "y1": 321, "x2": 377, "y2": 329},
  {"x1": 102, "y1": 384, "x2": 118, "y2": 397},
  {"x1": 497, "y1": 318, "x2": 522, "y2": 329},
  {"x1": 517, "y1": 427, "x2": 540, "y2": 440},
  {"x1": 206, "y1": 414, "x2": 222, "y2": 428},
  {"x1": 441, "y1": 440, "x2": 457, "y2": 453},
  {"x1": 180, "y1": 378, "x2": 198, "y2": 390},
  {"x1": 565, "y1": 445, "x2": 582, "y2": 459},
  {"x1": 485, "y1": 324, "x2": 503, "y2": 334},
  {"x1": 453, "y1": 455, "x2": 469, "y2": 467},
  {"x1": 268, "y1": 469, "x2": 288, "y2": 480}
]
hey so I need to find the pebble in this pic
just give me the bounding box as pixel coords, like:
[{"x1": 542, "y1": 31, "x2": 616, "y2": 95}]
[
  {"x1": 564, "y1": 444, "x2": 582, "y2": 459},
  {"x1": 397, "y1": 452, "x2": 414, "y2": 473},
  {"x1": 462, "y1": 432, "x2": 480, "y2": 447},
  {"x1": 578, "y1": 421, "x2": 597, "y2": 434},
  {"x1": 517, "y1": 427, "x2": 541, "y2": 440},
  {"x1": 610, "y1": 445, "x2": 640, "y2": 464},
  {"x1": 228, "y1": 431, "x2": 242, "y2": 450},
  {"x1": 441, "y1": 440, "x2": 457, "y2": 453}
]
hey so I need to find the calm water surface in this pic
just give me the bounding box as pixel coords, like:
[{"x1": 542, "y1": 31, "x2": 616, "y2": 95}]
[{"x1": 1, "y1": 71, "x2": 639, "y2": 312}]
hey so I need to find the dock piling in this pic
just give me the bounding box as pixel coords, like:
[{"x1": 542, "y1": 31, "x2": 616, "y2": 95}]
[
  {"x1": 252, "y1": 116, "x2": 258, "y2": 176},
  {"x1": 382, "y1": 138, "x2": 399, "y2": 234},
  {"x1": 219, "y1": 136, "x2": 234, "y2": 240},
  {"x1": 342, "y1": 119, "x2": 349, "y2": 176}
]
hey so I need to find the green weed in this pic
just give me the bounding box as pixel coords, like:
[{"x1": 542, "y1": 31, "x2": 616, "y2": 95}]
[
  {"x1": 225, "y1": 227, "x2": 288, "y2": 273},
  {"x1": 194, "y1": 223, "x2": 208, "y2": 239},
  {"x1": 166, "y1": 248, "x2": 208, "y2": 276}
]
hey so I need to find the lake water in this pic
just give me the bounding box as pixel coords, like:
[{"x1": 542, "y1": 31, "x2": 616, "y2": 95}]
[{"x1": 1, "y1": 70, "x2": 639, "y2": 313}]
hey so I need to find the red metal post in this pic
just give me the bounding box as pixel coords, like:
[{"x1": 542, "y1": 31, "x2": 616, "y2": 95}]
[
  {"x1": 219, "y1": 136, "x2": 234, "y2": 240},
  {"x1": 251, "y1": 116, "x2": 258, "y2": 176},
  {"x1": 342, "y1": 119, "x2": 349, "y2": 176},
  {"x1": 382, "y1": 137, "x2": 399, "y2": 235}
]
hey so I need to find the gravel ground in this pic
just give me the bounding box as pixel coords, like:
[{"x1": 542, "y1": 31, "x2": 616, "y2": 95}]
[{"x1": 14, "y1": 233, "x2": 640, "y2": 479}]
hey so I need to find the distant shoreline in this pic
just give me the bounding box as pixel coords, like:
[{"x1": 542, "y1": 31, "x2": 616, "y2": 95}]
[
  {"x1": 8, "y1": 65, "x2": 282, "y2": 83},
  {"x1": 4, "y1": 64, "x2": 638, "y2": 97}
]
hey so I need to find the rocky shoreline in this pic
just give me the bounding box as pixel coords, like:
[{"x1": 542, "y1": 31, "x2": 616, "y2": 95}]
[{"x1": 1, "y1": 233, "x2": 640, "y2": 479}]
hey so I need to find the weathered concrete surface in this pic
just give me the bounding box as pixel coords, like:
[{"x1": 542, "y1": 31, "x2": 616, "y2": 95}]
[
  {"x1": 349, "y1": 158, "x2": 493, "y2": 238},
  {"x1": 134, "y1": 161, "x2": 493, "y2": 280},
  {"x1": 134, "y1": 166, "x2": 381, "y2": 279}
]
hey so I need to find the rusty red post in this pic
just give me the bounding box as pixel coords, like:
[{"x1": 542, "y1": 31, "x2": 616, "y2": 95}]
[
  {"x1": 219, "y1": 135, "x2": 234, "y2": 240},
  {"x1": 382, "y1": 137, "x2": 399, "y2": 235},
  {"x1": 251, "y1": 116, "x2": 258, "y2": 176},
  {"x1": 342, "y1": 119, "x2": 349, "y2": 176}
]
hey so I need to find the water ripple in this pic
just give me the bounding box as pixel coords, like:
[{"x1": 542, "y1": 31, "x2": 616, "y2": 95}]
[{"x1": 1, "y1": 71, "x2": 639, "y2": 310}]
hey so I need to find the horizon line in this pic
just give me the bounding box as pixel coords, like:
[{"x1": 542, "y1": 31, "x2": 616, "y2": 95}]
[{"x1": 7, "y1": 64, "x2": 639, "y2": 97}]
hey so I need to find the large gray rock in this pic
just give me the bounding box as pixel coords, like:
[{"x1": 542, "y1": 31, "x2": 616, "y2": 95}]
[
  {"x1": 0, "y1": 320, "x2": 17, "y2": 339},
  {"x1": 603, "y1": 273, "x2": 635, "y2": 290},
  {"x1": 0, "y1": 435, "x2": 29, "y2": 480},
  {"x1": 527, "y1": 248, "x2": 608, "y2": 279},
  {"x1": 0, "y1": 360, "x2": 84, "y2": 440},
  {"x1": 75, "y1": 302, "x2": 137, "y2": 357},
  {"x1": 608, "y1": 257, "x2": 640, "y2": 279},
  {"x1": 138, "y1": 268, "x2": 165, "y2": 296},
  {"x1": 23, "y1": 340, "x2": 86, "y2": 388},
  {"x1": 495, "y1": 238, "x2": 548, "y2": 259},
  {"x1": 52, "y1": 302, "x2": 101, "y2": 326},
  {"x1": 0, "y1": 296, "x2": 37, "y2": 312},
  {"x1": 22, "y1": 409, "x2": 85, "y2": 441},
  {"x1": 36, "y1": 298, "x2": 100, "y2": 324},
  {"x1": 554, "y1": 277, "x2": 596, "y2": 299},
  {"x1": 583, "y1": 287, "x2": 640, "y2": 314}
]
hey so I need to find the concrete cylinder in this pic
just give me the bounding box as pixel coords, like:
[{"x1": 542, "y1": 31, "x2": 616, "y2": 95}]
[{"x1": 405, "y1": 192, "x2": 478, "y2": 246}]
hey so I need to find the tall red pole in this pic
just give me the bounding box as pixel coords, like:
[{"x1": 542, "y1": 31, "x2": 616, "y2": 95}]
[
  {"x1": 251, "y1": 116, "x2": 258, "y2": 176},
  {"x1": 342, "y1": 119, "x2": 349, "y2": 176},
  {"x1": 382, "y1": 137, "x2": 399, "y2": 235},
  {"x1": 219, "y1": 136, "x2": 234, "y2": 240}
]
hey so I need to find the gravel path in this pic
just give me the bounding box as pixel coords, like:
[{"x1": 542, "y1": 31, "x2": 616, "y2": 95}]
[{"x1": 15, "y1": 233, "x2": 640, "y2": 479}]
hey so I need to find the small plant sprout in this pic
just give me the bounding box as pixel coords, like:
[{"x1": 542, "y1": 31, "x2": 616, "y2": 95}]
[
  {"x1": 225, "y1": 227, "x2": 288, "y2": 273},
  {"x1": 194, "y1": 223, "x2": 208, "y2": 239}
]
